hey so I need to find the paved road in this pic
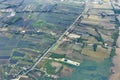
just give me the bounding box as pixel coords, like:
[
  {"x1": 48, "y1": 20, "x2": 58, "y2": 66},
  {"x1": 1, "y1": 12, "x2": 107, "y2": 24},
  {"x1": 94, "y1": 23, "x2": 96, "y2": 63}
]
[{"x1": 16, "y1": 2, "x2": 88, "y2": 79}]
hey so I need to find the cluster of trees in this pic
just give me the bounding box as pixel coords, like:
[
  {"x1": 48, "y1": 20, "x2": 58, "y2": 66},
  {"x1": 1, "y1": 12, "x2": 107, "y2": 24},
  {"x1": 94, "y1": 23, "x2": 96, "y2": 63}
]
[{"x1": 93, "y1": 44, "x2": 97, "y2": 52}]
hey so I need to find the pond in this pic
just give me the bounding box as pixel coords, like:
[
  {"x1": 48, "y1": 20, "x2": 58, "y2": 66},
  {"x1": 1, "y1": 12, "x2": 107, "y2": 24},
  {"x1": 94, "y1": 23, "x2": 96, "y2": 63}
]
[
  {"x1": 13, "y1": 51, "x2": 25, "y2": 57},
  {"x1": 10, "y1": 59, "x2": 18, "y2": 64}
]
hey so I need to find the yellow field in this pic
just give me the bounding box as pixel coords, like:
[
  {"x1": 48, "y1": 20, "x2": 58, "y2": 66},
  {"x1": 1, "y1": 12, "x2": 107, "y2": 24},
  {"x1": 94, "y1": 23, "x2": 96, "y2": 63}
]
[
  {"x1": 93, "y1": 3, "x2": 112, "y2": 9},
  {"x1": 82, "y1": 45, "x2": 110, "y2": 61},
  {"x1": 86, "y1": 36, "x2": 98, "y2": 44}
]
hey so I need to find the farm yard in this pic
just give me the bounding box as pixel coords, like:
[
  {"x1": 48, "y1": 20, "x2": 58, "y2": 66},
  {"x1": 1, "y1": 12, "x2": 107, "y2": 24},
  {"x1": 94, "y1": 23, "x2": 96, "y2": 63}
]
[
  {"x1": 0, "y1": 0, "x2": 85, "y2": 79},
  {"x1": 0, "y1": 0, "x2": 119, "y2": 80},
  {"x1": 39, "y1": 0, "x2": 120, "y2": 80}
]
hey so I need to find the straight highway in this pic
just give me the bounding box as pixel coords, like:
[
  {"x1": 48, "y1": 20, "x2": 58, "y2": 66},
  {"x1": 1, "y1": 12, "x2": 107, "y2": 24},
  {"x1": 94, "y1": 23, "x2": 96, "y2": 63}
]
[{"x1": 15, "y1": 1, "x2": 88, "y2": 79}]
